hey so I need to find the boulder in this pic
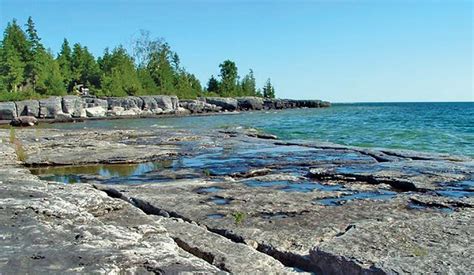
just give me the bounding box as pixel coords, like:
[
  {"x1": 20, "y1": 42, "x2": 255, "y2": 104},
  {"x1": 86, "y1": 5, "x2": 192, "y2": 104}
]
[
  {"x1": 82, "y1": 97, "x2": 108, "y2": 109},
  {"x1": 205, "y1": 97, "x2": 238, "y2": 111},
  {"x1": 0, "y1": 102, "x2": 17, "y2": 120},
  {"x1": 85, "y1": 106, "x2": 106, "y2": 117},
  {"x1": 62, "y1": 96, "x2": 85, "y2": 118},
  {"x1": 140, "y1": 96, "x2": 165, "y2": 114},
  {"x1": 180, "y1": 100, "x2": 221, "y2": 113},
  {"x1": 237, "y1": 97, "x2": 264, "y2": 110},
  {"x1": 54, "y1": 113, "x2": 73, "y2": 122},
  {"x1": 153, "y1": 96, "x2": 175, "y2": 112},
  {"x1": 39, "y1": 97, "x2": 62, "y2": 118},
  {"x1": 15, "y1": 100, "x2": 40, "y2": 117},
  {"x1": 106, "y1": 97, "x2": 143, "y2": 110},
  {"x1": 10, "y1": 116, "x2": 37, "y2": 127}
]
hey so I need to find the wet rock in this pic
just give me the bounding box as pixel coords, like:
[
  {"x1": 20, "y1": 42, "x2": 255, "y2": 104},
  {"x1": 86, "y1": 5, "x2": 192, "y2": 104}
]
[
  {"x1": 61, "y1": 95, "x2": 84, "y2": 118},
  {"x1": 85, "y1": 106, "x2": 106, "y2": 117},
  {"x1": 205, "y1": 97, "x2": 239, "y2": 111},
  {"x1": 15, "y1": 100, "x2": 39, "y2": 117},
  {"x1": 38, "y1": 97, "x2": 62, "y2": 118},
  {"x1": 0, "y1": 101, "x2": 17, "y2": 120},
  {"x1": 0, "y1": 141, "x2": 219, "y2": 274},
  {"x1": 10, "y1": 116, "x2": 38, "y2": 127}
]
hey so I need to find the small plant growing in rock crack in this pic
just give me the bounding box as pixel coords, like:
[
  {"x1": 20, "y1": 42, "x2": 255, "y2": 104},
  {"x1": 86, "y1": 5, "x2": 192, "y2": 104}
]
[
  {"x1": 9, "y1": 127, "x2": 15, "y2": 144},
  {"x1": 202, "y1": 169, "x2": 212, "y2": 177},
  {"x1": 9, "y1": 127, "x2": 28, "y2": 162},
  {"x1": 232, "y1": 211, "x2": 246, "y2": 225}
]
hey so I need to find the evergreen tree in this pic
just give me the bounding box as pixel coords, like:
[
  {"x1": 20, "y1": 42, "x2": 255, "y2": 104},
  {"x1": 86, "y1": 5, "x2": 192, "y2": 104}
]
[
  {"x1": 241, "y1": 69, "x2": 257, "y2": 96},
  {"x1": 99, "y1": 46, "x2": 142, "y2": 96},
  {"x1": 147, "y1": 43, "x2": 175, "y2": 94},
  {"x1": 263, "y1": 78, "x2": 276, "y2": 98},
  {"x1": 71, "y1": 43, "x2": 100, "y2": 90},
  {"x1": 0, "y1": 20, "x2": 29, "y2": 92},
  {"x1": 56, "y1": 38, "x2": 73, "y2": 90},
  {"x1": 218, "y1": 60, "x2": 238, "y2": 97},
  {"x1": 24, "y1": 16, "x2": 45, "y2": 91},
  {"x1": 206, "y1": 75, "x2": 219, "y2": 94}
]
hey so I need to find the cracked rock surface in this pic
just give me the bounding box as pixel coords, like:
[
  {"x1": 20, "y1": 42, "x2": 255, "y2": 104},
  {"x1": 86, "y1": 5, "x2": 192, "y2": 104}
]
[{"x1": 1, "y1": 125, "x2": 473, "y2": 274}]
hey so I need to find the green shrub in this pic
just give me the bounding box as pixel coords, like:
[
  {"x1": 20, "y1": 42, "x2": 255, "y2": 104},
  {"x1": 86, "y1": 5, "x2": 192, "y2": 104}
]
[{"x1": 232, "y1": 212, "x2": 246, "y2": 225}]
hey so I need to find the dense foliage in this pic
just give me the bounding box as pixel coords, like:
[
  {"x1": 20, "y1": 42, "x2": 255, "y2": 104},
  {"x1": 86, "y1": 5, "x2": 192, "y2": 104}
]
[{"x1": 0, "y1": 17, "x2": 276, "y2": 101}]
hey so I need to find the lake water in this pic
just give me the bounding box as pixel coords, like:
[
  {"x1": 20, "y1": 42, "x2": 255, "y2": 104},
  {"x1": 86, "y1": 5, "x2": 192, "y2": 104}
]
[{"x1": 52, "y1": 102, "x2": 474, "y2": 157}]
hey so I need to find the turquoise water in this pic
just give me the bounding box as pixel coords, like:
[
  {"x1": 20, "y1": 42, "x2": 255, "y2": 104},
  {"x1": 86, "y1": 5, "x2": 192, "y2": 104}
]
[{"x1": 53, "y1": 102, "x2": 474, "y2": 157}]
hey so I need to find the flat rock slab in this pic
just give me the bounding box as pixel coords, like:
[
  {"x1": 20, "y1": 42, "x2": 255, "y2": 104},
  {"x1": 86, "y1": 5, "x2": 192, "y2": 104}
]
[
  {"x1": 2, "y1": 126, "x2": 473, "y2": 273},
  {"x1": 0, "y1": 141, "x2": 219, "y2": 274}
]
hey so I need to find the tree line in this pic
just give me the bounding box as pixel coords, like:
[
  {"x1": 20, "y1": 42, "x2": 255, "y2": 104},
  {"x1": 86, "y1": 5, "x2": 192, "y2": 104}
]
[{"x1": 0, "y1": 17, "x2": 276, "y2": 101}]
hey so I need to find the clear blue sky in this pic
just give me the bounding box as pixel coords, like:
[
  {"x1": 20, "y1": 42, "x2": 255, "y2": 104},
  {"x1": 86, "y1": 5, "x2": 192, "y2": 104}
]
[{"x1": 1, "y1": 0, "x2": 472, "y2": 102}]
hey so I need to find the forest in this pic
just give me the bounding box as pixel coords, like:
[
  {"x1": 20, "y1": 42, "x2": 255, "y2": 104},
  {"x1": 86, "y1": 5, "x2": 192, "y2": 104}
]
[{"x1": 0, "y1": 17, "x2": 276, "y2": 102}]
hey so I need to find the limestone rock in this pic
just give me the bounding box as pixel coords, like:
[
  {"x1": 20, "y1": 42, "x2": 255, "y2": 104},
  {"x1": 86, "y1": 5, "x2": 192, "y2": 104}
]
[
  {"x1": 237, "y1": 97, "x2": 264, "y2": 110},
  {"x1": 85, "y1": 106, "x2": 106, "y2": 117},
  {"x1": 15, "y1": 100, "x2": 40, "y2": 117},
  {"x1": 39, "y1": 97, "x2": 62, "y2": 118},
  {"x1": 62, "y1": 95, "x2": 84, "y2": 118},
  {"x1": 10, "y1": 116, "x2": 38, "y2": 127},
  {"x1": 205, "y1": 97, "x2": 238, "y2": 111},
  {"x1": 0, "y1": 102, "x2": 17, "y2": 120}
]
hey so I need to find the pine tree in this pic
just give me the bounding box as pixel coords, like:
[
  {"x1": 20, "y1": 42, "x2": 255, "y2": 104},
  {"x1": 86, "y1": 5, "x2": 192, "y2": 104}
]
[
  {"x1": 57, "y1": 38, "x2": 73, "y2": 91},
  {"x1": 0, "y1": 20, "x2": 28, "y2": 92},
  {"x1": 147, "y1": 43, "x2": 175, "y2": 94},
  {"x1": 206, "y1": 75, "x2": 219, "y2": 94},
  {"x1": 263, "y1": 78, "x2": 276, "y2": 98},
  {"x1": 99, "y1": 46, "x2": 142, "y2": 96},
  {"x1": 241, "y1": 69, "x2": 257, "y2": 96}
]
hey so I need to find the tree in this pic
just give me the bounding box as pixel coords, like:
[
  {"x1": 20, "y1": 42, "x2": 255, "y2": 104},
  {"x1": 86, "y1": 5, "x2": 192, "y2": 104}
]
[
  {"x1": 147, "y1": 43, "x2": 176, "y2": 94},
  {"x1": 57, "y1": 38, "x2": 73, "y2": 90},
  {"x1": 241, "y1": 69, "x2": 257, "y2": 96},
  {"x1": 24, "y1": 16, "x2": 45, "y2": 91},
  {"x1": 98, "y1": 46, "x2": 142, "y2": 96},
  {"x1": 206, "y1": 75, "x2": 219, "y2": 94},
  {"x1": 0, "y1": 20, "x2": 29, "y2": 92},
  {"x1": 263, "y1": 78, "x2": 276, "y2": 98},
  {"x1": 218, "y1": 60, "x2": 239, "y2": 97},
  {"x1": 71, "y1": 43, "x2": 100, "y2": 90}
]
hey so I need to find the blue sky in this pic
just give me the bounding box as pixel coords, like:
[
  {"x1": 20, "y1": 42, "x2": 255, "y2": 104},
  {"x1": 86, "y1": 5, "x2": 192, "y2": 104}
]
[{"x1": 1, "y1": 0, "x2": 472, "y2": 102}]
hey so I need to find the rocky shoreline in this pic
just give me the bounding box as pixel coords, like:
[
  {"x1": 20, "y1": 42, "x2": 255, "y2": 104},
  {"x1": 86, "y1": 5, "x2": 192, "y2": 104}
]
[
  {"x1": 0, "y1": 125, "x2": 472, "y2": 274},
  {"x1": 0, "y1": 95, "x2": 330, "y2": 124}
]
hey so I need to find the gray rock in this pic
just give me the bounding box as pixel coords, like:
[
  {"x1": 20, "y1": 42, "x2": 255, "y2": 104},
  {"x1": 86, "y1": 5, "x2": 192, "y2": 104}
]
[
  {"x1": 85, "y1": 106, "x2": 106, "y2": 118},
  {"x1": 107, "y1": 96, "x2": 144, "y2": 110},
  {"x1": 15, "y1": 100, "x2": 39, "y2": 117},
  {"x1": 62, "y1": 95, "x2": 84, "y2": 118},
  {"x1": 10, "y1": 116, "x2": 37, "y2": 127},
  {"x1": 205, "y1": 97, "x2": 238, "y2": 111},
  {"x1": 82, "y1": 97, "x2": 108, "y2": 109},
  {"x1": 180, "y1": 100, "x2": 221, "y2": 113},
  {"x1": 153, "y1": 95, "x2": 176, "y2": 112},
  {"x1": 39, "y1": 97, "x2": 62, "y2": 118},
  {"x1": 0, "y1": 102, "x2": 17, "y2": 120},
  {"x1": 237, "y1": 97, "x2": 264, "y2": 110}
]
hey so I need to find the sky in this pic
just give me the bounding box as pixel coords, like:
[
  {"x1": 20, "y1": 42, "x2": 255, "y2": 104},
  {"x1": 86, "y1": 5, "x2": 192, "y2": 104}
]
[{"x1": 1, "y1": 0, "x2": 472, "y2": 102}]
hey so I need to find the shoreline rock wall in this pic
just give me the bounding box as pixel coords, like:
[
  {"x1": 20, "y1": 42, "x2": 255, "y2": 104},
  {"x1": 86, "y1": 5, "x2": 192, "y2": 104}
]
[{"x1": 0, "y1": 95, "x2": 331, "y2": 121}]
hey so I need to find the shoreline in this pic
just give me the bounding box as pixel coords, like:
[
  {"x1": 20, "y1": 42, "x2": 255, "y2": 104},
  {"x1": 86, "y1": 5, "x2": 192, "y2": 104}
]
[{"x1": 0, "y1": 95, "x2": 331, "y2": 125}]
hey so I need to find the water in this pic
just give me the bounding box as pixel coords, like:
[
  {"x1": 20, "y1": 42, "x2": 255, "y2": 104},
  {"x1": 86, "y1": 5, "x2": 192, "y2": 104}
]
[{"x1": 52, "y1": 102, "x2": 474, "y2": 157}]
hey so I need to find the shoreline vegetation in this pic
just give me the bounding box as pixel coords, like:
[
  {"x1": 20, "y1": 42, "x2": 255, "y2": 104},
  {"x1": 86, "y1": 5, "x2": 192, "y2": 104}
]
[{"x1": 1, "y1": 17, "x2": 277, "y2": 102}]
